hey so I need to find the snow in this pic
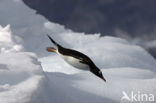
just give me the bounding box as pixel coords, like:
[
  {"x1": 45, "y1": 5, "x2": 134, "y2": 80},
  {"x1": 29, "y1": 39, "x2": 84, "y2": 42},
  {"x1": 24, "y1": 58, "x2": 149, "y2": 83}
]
[
  {"x1": 46, "y1": 68, "x2": 156, "y2": 103},
  {"x1": 0, "y1": 24, "x2": 23, "y2": 53},
  {"x1": 0, "y1": 52, "x2": 44, "y2": 103},
  {"x1": 0, "y1": 0, "x2": 156, "y2": 103}
]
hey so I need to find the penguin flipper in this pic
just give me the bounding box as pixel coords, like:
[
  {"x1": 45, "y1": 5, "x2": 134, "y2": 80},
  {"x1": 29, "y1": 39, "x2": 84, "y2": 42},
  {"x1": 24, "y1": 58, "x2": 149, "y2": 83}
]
[{"x1": 79, "y1": 57, "x2": 91, "y2": 64}]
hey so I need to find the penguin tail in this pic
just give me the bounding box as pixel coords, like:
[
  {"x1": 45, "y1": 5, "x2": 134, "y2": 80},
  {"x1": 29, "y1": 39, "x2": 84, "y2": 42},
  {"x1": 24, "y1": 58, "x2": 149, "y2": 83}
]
[{"x1": 47, "y1": 34, "x2": 60, "y2": 47}]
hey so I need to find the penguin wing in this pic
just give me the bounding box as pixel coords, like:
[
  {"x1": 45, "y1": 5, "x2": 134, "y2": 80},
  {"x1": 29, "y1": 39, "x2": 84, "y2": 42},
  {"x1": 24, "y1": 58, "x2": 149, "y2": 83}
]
[
  {"x1": 59, "y1": 47, "x2": 94, "y2": 65},
  {"x1": 79, "y1": 57, "x2": 91, "y2": 64}
]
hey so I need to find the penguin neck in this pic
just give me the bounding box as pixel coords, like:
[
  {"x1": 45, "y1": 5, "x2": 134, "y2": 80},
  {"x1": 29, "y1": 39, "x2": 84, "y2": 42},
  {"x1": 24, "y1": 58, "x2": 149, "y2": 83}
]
[{"x1": 89, "y1": 63, "x2": 98, "y2": 71}]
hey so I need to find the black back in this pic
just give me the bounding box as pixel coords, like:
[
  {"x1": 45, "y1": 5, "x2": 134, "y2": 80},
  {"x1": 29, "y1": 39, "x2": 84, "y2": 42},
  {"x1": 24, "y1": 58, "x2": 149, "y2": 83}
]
[{"x1": 58, "y1": 46, "x2": 96, "y2": 67}]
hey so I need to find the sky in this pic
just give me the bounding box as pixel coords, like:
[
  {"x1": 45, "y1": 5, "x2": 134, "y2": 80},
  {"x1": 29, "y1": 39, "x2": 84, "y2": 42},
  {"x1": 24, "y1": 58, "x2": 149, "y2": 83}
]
[{"x1": 23, "y1": 0, "x2": 156, "y2": 37}]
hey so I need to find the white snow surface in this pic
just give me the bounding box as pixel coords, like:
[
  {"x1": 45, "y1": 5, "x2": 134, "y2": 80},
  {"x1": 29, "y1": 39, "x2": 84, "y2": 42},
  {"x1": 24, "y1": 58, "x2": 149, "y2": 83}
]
[{"x1": 0, "y1": 0, "x2": 156, "y2": 103}]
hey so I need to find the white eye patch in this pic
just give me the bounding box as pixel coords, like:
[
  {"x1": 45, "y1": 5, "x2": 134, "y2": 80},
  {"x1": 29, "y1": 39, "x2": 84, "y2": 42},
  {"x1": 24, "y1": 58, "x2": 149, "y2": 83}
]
[{"x1": 99, "y1": 71, "x2": 102, "y2": 74}]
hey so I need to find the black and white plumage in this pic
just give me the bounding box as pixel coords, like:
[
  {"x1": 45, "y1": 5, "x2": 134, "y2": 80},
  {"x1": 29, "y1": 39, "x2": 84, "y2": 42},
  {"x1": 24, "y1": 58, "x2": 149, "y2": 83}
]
[{"x1": 46, "y1": 35, "x2": 106, "y2": 82}]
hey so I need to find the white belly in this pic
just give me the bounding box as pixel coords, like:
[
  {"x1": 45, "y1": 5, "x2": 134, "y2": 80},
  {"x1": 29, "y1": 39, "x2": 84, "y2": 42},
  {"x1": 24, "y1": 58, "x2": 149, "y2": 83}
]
[{"x1": 57, "y1": 52, "x2": 89, "y2": 70}]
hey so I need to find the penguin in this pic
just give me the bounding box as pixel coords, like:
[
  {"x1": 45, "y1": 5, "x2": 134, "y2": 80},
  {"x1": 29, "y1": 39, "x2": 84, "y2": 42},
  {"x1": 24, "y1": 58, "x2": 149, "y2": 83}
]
[{"x1": 46, "y1": 35, "x2": 106, "y2": 82}]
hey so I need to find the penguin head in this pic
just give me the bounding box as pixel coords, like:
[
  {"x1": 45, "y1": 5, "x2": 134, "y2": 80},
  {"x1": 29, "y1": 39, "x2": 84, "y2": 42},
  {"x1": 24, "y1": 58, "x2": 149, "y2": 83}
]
[
  {"x1": 97, "y1": 70, "x2": 106, "y2": 82},
  {"x1": 91, "y1": 67, "x2": 106, "y2": 82}
]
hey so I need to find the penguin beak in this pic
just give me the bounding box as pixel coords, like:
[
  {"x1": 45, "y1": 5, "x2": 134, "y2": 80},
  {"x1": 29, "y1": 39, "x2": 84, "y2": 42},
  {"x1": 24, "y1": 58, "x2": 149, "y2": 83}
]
[{"x1": 101, "y1": 77, "x2": 106, "y2": 82}]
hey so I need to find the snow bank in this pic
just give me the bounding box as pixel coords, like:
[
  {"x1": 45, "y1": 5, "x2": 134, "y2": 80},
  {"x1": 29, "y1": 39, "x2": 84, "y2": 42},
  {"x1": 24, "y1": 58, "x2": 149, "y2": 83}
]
[
  {"x1": 45, "y1": 68, "x2": 156, "y2": 103},
  {"x1": 0, "y1": 52, "x2": 75, "y2": 103},
  {"x1": 0, "y1": 24, "x2": 47, "y2": 103},
  {"x1": 0, "y1": 20, "x2": 76, "y2": 103},
  {"x1": 0, "y1": 52, "x2": 44, "y2": 103}
]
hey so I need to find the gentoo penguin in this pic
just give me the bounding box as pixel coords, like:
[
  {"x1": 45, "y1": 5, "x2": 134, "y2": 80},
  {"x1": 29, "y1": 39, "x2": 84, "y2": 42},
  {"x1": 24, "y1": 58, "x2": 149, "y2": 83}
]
[{"x1": 46, "y1": 35, "x2": 106, "y2": 82}]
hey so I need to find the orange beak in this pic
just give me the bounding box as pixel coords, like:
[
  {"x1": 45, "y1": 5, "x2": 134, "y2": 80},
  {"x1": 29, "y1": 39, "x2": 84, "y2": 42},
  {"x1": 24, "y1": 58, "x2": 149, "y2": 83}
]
[{"x1": 101, "y1": 77, "x2": 106, "y2": 82}]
